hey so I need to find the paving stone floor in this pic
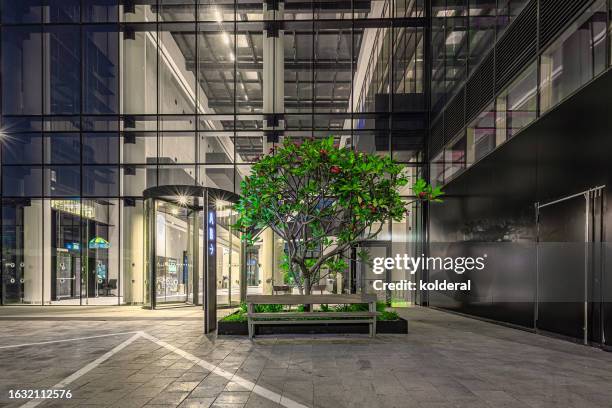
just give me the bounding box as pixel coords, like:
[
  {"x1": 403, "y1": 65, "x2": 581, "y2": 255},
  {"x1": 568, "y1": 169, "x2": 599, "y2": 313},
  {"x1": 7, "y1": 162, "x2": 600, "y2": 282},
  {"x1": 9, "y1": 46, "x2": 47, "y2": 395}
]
[{"x1": 1, "y1": 306, "x2": 612, "y2": 408}]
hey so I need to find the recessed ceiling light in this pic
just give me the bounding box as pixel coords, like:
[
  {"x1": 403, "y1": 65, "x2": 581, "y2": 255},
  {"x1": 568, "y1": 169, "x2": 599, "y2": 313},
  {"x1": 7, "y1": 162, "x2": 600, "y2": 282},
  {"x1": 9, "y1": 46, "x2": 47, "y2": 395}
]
[
  {"x1": 177, "y1": 194, "x2": 188, "y2": 206},
  {"x1": 214, "y1": 8, "x2": 223, "y2": 23}
]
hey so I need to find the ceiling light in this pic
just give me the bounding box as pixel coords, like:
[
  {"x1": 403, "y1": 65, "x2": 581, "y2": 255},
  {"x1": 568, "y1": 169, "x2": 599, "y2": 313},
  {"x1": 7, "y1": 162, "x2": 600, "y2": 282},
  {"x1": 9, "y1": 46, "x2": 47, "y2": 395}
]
[
  {"x1": 237, "y1": 34, "x2": 249, "y2": 47},
  {"x1": 214, "y1": 8, "x2": 223, "y2": 23},
  {"x1": 436, "y1": 9, "x2": 456, "y2": 17},
  {"x1": 229, "y1": 52, "x2": 235, "y2": 62},
  {"x1": 176, "y1": 194, "x2": 188, "y2": 206},
  {"x1": 222, "y1": 32, "x2": 230, "y2": 45}
]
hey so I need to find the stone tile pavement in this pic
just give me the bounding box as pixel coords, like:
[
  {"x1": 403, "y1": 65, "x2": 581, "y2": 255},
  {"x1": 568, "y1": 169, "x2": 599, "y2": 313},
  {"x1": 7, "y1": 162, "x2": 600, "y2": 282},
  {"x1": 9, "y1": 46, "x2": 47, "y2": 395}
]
[{"x1": 1, "y1": 306, "x2": 612, "y2": 408}]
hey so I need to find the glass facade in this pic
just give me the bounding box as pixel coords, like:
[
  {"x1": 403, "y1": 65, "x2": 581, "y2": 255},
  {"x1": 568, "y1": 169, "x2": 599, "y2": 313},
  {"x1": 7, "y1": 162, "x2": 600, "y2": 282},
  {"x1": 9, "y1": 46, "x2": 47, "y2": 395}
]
[
  {"x1": 4, "y1": 0, "x2": 608, "y2": 306},
  {"x1": 431, "y1": 0, "x2": 527, "y2": 114},
  {"x1": 0, "y1": 1, "x2": 426, "y2": 306},
  {"x1": 540, "y1": 0, "x2": 608, "y2": 113},
  {"x1": 432, "y1": 0, "x2": 612, "y2": 185}
]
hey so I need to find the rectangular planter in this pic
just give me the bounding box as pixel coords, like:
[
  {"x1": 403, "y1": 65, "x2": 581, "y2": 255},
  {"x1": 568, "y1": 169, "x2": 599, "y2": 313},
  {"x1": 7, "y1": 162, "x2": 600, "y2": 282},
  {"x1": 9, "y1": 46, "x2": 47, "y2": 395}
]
[{"x1": 217, "y1": 316, "x2": 408, "y2": 336}]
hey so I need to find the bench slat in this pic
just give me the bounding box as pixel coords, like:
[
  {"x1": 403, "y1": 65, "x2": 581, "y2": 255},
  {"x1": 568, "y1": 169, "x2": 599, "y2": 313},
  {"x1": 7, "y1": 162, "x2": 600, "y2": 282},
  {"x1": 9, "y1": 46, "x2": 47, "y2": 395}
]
[
  {"x1": 251, "y1": 319, "x2": 373, "y2": 325},
  {"x1": 246, "y1": 294, "x2": 379, "y2": 339},
  {"x1": 249, "y1": 312, "x2": 378, "y2": 319},
  {"x1": 246, "y1": 294, "x2": 377, "y2": 305}
]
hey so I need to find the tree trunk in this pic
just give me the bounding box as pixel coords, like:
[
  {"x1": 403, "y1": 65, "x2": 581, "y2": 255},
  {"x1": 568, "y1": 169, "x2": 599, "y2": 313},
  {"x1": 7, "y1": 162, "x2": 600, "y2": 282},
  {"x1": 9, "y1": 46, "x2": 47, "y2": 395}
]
[{"x1": 303, "y1": 276, "x2": 311, "y2": 311}]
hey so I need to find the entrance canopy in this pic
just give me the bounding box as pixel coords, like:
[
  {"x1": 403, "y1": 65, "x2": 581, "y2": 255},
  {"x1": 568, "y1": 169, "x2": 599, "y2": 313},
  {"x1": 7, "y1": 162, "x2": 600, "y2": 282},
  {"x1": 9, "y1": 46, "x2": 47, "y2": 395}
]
[{"x1": 143, "y1": 185, "x2": 240, "y2": 207}]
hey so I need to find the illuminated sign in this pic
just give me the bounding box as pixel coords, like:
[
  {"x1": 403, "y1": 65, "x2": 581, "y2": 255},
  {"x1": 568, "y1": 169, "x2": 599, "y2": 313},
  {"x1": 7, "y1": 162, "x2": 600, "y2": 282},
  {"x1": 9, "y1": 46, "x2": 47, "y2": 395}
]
[
  {"x1": 89, "y1": 237, "x2": 110, "y2": 249},
  {"x1": 208, "y1": 211, "x2": 215, "y2": 255},
  {"x1": 65, "y1": 242, "x2": 80, "y2": 251},
  {"x1": 167, "y1": 258, "x2": 177, "y2": 273},
  {"x1": 51, "y1": 200, "x2": 96, "y2": 219}
]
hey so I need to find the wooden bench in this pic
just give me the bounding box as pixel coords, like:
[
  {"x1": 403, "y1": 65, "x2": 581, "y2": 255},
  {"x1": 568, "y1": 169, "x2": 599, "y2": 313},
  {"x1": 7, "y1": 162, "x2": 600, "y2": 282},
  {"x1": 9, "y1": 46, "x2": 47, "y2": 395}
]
[{"x1": 246, "y1": 294, "x2": 379, "y2": 339}]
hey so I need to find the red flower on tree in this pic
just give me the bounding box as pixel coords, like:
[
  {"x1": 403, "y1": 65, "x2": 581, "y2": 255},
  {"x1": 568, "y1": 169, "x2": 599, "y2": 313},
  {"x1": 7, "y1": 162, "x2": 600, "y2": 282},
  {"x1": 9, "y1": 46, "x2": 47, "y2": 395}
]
[{"x1": 330, "y1": 165, "x2": 341, "y2": 174}]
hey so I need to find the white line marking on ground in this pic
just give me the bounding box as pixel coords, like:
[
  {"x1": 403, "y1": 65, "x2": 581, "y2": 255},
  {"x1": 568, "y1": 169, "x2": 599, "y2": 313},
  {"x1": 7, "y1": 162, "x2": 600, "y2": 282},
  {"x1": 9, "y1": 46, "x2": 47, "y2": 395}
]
[
  {"x1": 0, "y1": 331, "x2": 140, "y2": 350},
  {"x1": 18, "y1": 333, "x2": 142, "y2": 408},
  {"x1": 14, "y1": 331, "x2": 308, "y2": 408},
  {"x1": 139, "y1": 332, "x2": 309, "y2": 408}
]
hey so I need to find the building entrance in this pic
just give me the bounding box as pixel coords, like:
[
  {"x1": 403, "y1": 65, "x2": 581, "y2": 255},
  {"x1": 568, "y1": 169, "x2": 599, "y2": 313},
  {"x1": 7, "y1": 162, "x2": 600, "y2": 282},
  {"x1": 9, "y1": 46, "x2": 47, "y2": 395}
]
[
  {"x1": 144, "y1": 197, "x2": 200, "y2": 308},
  {"x1": 142, "y1": 185, "x2": 244, "y2": 331},
  {"x1": 143, "y1": 187, "x2": 203, "y2": 309}
]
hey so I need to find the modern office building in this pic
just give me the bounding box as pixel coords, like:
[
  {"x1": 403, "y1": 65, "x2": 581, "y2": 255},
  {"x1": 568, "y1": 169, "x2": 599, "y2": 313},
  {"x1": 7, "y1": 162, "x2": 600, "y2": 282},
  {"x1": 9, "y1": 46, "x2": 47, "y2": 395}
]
[
  {"x1": 0, "y1": 0, "x2": 425, "y2": 313},
  {"x1": 0, "y1": 0, "x2": 610, "y2": 348}
]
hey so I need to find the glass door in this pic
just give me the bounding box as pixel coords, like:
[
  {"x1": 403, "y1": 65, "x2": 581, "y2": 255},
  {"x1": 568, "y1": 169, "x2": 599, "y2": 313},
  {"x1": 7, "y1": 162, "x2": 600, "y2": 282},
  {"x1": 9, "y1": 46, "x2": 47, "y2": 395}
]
[
  {"x1": 215, "y1": 199, "x2": 243, "y2": 307},
  {"x1": 142, "y1": 188, "x2": 245, "y2": 312},
  {"x1": 144, "y1": 197, "x2": 200, "y2": 309}
]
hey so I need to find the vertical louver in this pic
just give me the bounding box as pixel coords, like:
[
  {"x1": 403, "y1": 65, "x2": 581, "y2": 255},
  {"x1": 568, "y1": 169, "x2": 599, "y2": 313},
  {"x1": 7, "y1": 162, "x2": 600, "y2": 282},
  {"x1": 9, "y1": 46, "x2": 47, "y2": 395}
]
[
  {"x1": 466, "y1": 53, "x2": 495, "y2": 122},
  {"x1": 495, "y1": 0, "x2": 538, "y2": 91},
  {"x1": 444, "y1": 91, "x2": 465, "y2": 141},
  {"x1": 539, "y1": 0, "x2": 590, "y2": 48},
  {"x1": 430, "y1": 118, "x2": 444, "y2": 158}
]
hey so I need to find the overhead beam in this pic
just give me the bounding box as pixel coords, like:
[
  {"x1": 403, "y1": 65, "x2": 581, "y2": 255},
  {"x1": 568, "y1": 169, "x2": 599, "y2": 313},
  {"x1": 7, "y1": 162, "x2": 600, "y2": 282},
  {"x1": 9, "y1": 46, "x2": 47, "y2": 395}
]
[
  {"x1": 200, "y1": 79, "x2": 352, "y2": 85},
  {"x1": 152, "y1": 1, "x2": 372, "y2": 14},
  {"x1": 208, "y1": 100, "x2": 350, "y2": 109},
  {"x1": 186, "y1": 60, "x2": 354, "y2": 71}
]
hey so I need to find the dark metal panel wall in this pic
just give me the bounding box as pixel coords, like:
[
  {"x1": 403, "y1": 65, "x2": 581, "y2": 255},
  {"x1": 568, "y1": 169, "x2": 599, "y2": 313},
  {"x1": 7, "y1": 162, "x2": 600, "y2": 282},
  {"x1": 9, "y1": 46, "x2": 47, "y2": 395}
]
[
  {"x1": 537, "y1": 197, "x2": 586, "y2": 339},
  {"x1": 428, "y1": 69, "x2": 612, "y2": 346},
  {"x1": 429, "y1": 115, "x2": 538, "y2": 328}
]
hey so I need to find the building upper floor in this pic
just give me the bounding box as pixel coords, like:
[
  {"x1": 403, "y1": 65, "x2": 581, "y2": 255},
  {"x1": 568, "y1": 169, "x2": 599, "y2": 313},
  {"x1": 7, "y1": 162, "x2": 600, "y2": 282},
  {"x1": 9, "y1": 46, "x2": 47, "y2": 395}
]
[{"x1": 430, "y1": 0, "x2": 612, "y2": 187}]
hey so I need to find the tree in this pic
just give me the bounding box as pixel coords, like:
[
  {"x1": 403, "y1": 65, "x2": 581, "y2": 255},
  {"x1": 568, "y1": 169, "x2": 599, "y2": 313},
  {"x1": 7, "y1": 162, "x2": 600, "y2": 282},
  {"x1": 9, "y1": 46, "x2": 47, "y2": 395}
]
[{"x1": 233, "y1": 137, "x2": 443, "y2": 294}]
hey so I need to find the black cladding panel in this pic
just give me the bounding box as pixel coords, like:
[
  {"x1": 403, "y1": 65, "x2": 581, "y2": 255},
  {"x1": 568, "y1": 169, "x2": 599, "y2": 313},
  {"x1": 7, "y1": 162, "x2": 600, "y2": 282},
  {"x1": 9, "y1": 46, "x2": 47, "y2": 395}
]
[
  {"x1": 429, "y1": 69, "x2": 612, "y2": 341},
  {"x1": 536, "y1": 196, "x2": 586, "y2": 339}
]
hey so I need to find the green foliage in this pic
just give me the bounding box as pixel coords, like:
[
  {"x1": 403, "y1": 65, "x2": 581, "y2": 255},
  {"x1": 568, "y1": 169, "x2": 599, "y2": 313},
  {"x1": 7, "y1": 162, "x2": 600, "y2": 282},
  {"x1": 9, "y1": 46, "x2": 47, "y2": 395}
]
[
  {"x1": 412, "y1": 178, "x2": 444, "y2": 202},
  {"x1": 222, "y1": 312, "x2": 247, "y2": 322},
  {"x1": 390, "y1": 298, "x2": 411, "y2": 308},
  {"x1": 220, "y1": 301, "x2": 400, "y2": 323},
  {"x1": 254, "y1": 304, "x2": 285, "y2": 313},
  {"x1": 233, "y1": 136, "x2": 442, "y2": 292},
  {"x1": 332, "y1": 301, "x2": 387, "y2": 313},
  {"x1": 379, "y1": 310, "x2": 399, "y2": 320}
]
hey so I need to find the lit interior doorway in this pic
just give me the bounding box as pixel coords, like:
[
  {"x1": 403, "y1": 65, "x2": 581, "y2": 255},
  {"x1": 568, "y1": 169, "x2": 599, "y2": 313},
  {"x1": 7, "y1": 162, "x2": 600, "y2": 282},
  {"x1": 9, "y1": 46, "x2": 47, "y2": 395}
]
[
  {"x1": 142, "y1": 186, "x2": 245, "y2": 321},
  {"x1": 143, "y1": 186, "x2": 203, "y2": 309}
]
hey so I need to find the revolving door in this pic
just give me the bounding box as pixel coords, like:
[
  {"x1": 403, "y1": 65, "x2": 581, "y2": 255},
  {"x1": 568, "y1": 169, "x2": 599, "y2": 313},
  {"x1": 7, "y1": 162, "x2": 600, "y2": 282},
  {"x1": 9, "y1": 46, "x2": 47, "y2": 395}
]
[
  {"x1": 143, "y1": 187, "x2": 202, "y2": 309},
  {"x1": 142, "y1": 185, "x2": 244, "y2": 333}
]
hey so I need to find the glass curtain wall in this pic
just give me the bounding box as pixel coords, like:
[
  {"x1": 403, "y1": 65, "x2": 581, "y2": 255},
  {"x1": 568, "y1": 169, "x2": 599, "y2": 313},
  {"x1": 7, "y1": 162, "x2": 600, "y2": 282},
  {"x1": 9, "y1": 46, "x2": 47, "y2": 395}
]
[
  {"x1": 432, "y1": 0, "x2": 611, "y2": 186},
  {"x1": 431, "y1": 0, "x2": 529, "y2": 115},
  {"x1": 0, "y1": 0, "x2": 426, "y2": 305}
]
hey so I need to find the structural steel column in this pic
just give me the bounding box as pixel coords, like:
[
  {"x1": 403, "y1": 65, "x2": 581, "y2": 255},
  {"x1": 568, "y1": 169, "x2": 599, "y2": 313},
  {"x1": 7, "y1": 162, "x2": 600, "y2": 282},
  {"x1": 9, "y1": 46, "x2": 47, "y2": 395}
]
[
  {"x1": 261, "y1": 0, "x2": 285, "y2": 294},
  {"x1": 262, "y1": 0, "x2": 284, "y2": 135}
]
